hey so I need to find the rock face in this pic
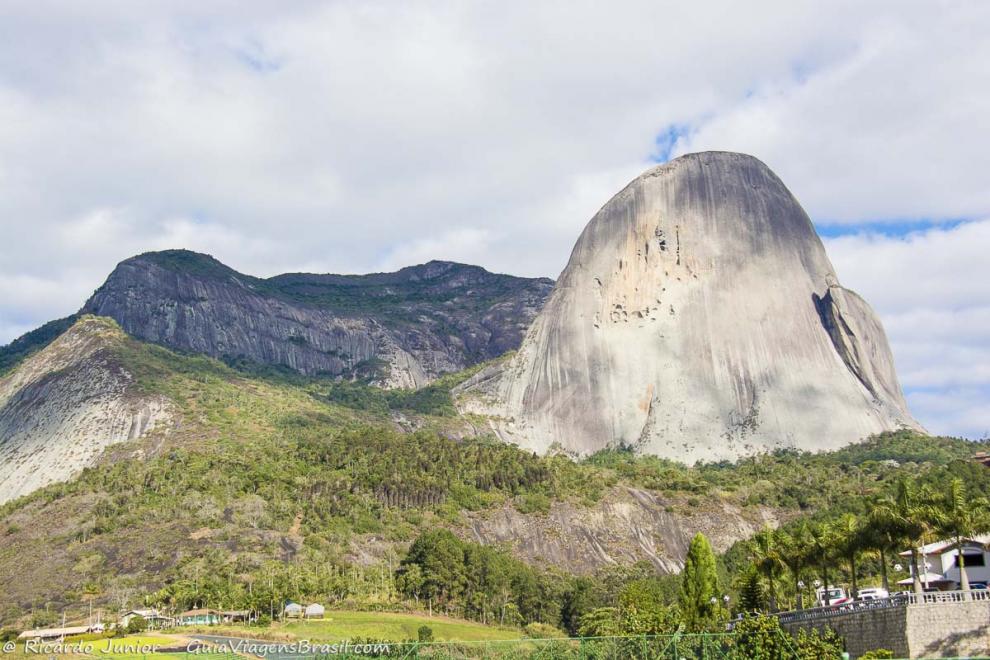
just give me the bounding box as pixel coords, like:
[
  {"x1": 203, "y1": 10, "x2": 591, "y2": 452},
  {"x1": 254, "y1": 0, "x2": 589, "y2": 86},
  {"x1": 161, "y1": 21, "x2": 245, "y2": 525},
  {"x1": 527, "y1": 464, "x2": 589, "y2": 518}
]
[
  {"x1": 477, "y1": 152, "x2": 921, "y2": 461},
  {"x1": 463, "y1": 486, "x2": 781, "y2": 574},
  {"x1": 82, "y1": 251, "x2": 553, "y2": 388},
  {"x1": 0, "y1": 317, "x2": 172, "y2": 504}
]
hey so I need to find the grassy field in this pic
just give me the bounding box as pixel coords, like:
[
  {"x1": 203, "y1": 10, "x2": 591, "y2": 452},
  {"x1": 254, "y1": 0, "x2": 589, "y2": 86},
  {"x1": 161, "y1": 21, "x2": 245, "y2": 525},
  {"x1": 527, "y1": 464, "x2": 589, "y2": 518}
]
[
  {"x1": 5, "y1": 634, "x2": 189, "y2": 659},
  {"x1": 275, "y1": 611, "x2": 524, "y2": 642}
]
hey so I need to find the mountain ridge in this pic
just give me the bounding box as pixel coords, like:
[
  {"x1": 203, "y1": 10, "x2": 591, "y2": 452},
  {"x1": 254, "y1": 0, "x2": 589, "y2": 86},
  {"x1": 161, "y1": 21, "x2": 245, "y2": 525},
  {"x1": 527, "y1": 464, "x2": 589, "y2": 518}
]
[{"x1": 76, "y1": 250, "x2": 553, "y2": 387}]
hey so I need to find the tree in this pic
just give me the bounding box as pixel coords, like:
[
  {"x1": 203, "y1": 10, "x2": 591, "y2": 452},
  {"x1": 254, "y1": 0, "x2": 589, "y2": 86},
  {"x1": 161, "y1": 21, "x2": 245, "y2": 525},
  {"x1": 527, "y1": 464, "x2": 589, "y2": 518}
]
[
  {"x1": 679, "y1": 533, "x2": 724, "y2": 631},
  {"x1": 934, "y1": 478, "x2": 990, "y2": 592},
  {"x1": 834, "y1": 514, "x2": 865, "y2": 598},
  {"x1": 736, "y1": 566, "x2": 766, "y2": 613},
  {"x1": 561, "y1": 577, "x2": 599, "y2": 636},
  {"x1": 808, "y1": 521, "x2": 836, "y2": 605},
  {"x1": 866, "y1": 503, "x2": 903, "y2": 594},
  {"x1": 778, "y1": 521, "x2": 812, "y2": 609},
  {"x1": 795, "y1": 627, "x2": 844, "y2": 659},
  {"x1": 397, "y1": 530, "x2": 467, "y2": 609},
  {"x1": 125, "y1": 614, "x2": 147, "y2": 634},
  {"x1": 875, "y1": 478, "x2": 937, "y2": 595},
  {"x1": 618, "y1": 579, "x2": 680, "y2": 635},
  {"x1": 729, "y1": 613, "x2": 790, "y2": 660},
  {"x1": 750, "y1": 526, "x2": 784, "y2": 612}
]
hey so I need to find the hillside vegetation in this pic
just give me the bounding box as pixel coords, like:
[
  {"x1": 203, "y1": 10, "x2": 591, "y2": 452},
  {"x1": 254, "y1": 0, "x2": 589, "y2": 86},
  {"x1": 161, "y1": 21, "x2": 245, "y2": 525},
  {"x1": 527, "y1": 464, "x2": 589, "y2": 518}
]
[{"x1": 0, "y1": 320, "x2": 985, "y2": 636}]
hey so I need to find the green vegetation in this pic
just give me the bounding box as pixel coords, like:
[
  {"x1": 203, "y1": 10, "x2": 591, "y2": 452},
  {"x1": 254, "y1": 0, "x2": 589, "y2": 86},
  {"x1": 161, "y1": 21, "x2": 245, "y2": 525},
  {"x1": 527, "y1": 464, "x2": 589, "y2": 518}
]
[
  {"x1": 678, "y1": 533, "x2": 725, "y2": 632},
  {"x1": 279, "y1": 611, "x2": 522, "y2": 642},
  {"x1": 0, "y1": 314, "x2": 77, "y2": 375},
  {"x1": 138, "y1": 249, "x2": 545, "y2": 326},
  {"x1": 3, "y1": 319, "x2": 990, "y2": 653},
  {"x1": 728, "y1": 474, "x2": 990, "y2": 614}
]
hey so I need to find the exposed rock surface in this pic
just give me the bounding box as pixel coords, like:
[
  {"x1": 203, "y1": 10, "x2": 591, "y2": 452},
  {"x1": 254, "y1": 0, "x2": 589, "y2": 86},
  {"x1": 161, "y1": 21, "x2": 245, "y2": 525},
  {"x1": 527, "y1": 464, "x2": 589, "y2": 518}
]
[
  {"x1": 463, "y1": 486, "x2": 781, "y2": 574},
  {"x1": 0, "y1": 317, "x2": 172, "y2": 504},
  {"x1": 82, "y1": 251, "x2": 552, "y2": 388},
  {"x1": 466, "y1": 152, "x2": 922, "y2": 460}
]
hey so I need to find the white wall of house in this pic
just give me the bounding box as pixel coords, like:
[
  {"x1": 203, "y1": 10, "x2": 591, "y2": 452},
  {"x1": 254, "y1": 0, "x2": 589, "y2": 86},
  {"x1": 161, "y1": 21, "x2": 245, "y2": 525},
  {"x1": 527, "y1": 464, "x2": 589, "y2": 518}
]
[{"x1": 935, "y1": 543, "x2": 990, "y2": 587}]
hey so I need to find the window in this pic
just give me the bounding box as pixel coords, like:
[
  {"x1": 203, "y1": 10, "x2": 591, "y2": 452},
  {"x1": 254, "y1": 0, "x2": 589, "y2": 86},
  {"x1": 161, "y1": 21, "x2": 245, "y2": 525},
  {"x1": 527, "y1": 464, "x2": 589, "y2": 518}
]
[{"x1": 955, "y1": 552, "x2": 986, "y2": 567}]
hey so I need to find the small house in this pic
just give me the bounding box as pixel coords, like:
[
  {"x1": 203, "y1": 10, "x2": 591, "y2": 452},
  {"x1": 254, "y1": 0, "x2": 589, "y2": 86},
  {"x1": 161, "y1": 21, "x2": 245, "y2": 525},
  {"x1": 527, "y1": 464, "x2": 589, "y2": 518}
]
[
  {"x1": 177, "y1": 608, "x2": 221, "y2": 626},
  {"x1": 121, "y1": 609, "x2": 173, "y2": 630},
  {"x1": 283, "y1": 602, "x2": 304, "y2": 618},
  {"x1": 304, "y1": 603, "x2": 325, "y2": 619},
  {"x1": 220, "y1": 610, "x2": 252, "y2": 623},
  {"x1": 899, "y1": 534, "x2": 990, "y2": 590}
]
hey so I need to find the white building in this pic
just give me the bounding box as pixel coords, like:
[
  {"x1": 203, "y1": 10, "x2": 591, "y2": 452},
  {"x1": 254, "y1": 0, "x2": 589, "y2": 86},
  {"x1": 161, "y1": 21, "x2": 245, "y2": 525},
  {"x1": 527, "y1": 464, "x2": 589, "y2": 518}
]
[
  {"x1": 304, "y1": 603, "x2": 325, "y2": 619},
  {"x1": 899, "y1": 534, "x2": 990, "y2": 590}
]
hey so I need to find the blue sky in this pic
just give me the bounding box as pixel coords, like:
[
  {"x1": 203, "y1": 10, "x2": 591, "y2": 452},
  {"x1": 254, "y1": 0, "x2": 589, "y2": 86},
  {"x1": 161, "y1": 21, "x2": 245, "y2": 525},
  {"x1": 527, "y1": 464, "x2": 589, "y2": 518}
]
[{"x1": 0, "y1": 1, "x2": 987, "y2": 438}]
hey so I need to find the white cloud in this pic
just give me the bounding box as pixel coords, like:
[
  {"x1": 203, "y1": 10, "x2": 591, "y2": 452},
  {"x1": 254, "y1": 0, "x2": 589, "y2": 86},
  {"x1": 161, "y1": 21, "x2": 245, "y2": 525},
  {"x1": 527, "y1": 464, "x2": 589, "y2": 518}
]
[
  {"x1": 0, "y1": 1, "x2": 988, "y2": 436},
  {"x1": 825, "y1": 220, "x2": 990, "y2": 438}
]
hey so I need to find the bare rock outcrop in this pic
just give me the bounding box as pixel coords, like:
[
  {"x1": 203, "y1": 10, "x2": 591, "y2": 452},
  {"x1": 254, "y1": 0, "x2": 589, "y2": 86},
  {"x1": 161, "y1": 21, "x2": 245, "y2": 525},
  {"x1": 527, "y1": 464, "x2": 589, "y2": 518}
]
[
  {"x1": 82, "y1": 251, "x2": 552, "y2": 388},
  {"x1": 0, "y1": 317, "x2": 172, "y2": 503},
  {"x1": 466, "y1": 152, "x2": 922, "y2": 460},
  {"x1": 463, "y1": 487, "x2": 781, "y2": 574}
]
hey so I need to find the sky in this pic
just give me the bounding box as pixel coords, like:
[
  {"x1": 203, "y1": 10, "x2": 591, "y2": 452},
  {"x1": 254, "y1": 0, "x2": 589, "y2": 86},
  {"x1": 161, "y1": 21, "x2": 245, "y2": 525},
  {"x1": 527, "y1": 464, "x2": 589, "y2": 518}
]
[{"x1": 0, "y1": 1, "x2": 988, "y2": 438}]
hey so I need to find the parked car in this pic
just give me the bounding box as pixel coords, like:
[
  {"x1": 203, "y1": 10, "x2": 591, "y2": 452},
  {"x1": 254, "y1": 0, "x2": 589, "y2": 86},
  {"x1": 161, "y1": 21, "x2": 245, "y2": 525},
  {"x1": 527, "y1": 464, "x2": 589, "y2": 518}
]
[
  {"x1": 856, "y1": 587, "x2": 889, "y2": 601},
  {"x1": 969, "y1": 582, "x2": 988, "y2": 590},
  {"x1": 815, "y1": 585, "x2": 853, "y2": 607}
]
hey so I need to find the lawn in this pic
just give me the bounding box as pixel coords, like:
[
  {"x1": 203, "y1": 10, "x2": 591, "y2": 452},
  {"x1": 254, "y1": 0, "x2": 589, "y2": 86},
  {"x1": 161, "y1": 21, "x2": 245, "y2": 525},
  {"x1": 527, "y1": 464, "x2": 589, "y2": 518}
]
[
  {"x1": 276, "y1": 611, "x2": 524, "y2": 642},
  {"x1": 87, "y1": 634, "x2": 182, "y2": 654}
]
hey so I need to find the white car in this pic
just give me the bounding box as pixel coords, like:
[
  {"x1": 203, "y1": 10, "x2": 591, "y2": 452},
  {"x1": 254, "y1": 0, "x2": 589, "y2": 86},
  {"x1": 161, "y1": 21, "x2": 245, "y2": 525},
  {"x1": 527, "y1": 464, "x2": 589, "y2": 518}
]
[{"x1": 857, "y1": 587, "x2": 890, "y2": 601}]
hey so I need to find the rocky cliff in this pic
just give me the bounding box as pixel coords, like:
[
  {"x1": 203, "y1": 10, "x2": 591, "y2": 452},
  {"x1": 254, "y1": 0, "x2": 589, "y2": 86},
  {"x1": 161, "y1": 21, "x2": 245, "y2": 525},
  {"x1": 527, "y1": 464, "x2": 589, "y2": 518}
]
[
  {"x1": 463, "y1": 486, "x2": 781, "y2": 574},
  {"x1": 466, "y1": 152, "x2": 922, "y2": 460},
  {"x1": 0, "y1": 317, "x2": 172, "y2": 504},
  {"x1": 82, "y1": 251, "x2": 553, "y2": 388}
]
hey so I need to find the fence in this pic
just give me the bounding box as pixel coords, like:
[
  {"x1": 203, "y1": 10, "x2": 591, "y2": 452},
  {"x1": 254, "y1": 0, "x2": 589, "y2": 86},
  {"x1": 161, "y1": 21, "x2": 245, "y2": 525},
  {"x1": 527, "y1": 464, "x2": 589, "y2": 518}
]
[
  {"x1": 314, "y1": 632, "x2": 797, "y2": 659},
  {"x1": 776, "y1": 588, "x2": 990, "y2": 624}
]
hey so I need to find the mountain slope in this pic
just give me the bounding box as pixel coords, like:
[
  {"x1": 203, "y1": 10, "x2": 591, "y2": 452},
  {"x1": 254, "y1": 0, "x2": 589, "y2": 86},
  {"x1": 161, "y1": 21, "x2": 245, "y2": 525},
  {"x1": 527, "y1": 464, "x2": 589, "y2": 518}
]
[
  {"x1": 80, "y1": 251, "x2": 553, "y2": 388},
  {"x1": 0, "y1": 323, "x2": 791, "y2": 622},
  {"x1": 0, "y1": 316, "x2": 171, "y2": 503},
  {"x1": 468, "y1": 152, "x2": 921, "y2": 460}
]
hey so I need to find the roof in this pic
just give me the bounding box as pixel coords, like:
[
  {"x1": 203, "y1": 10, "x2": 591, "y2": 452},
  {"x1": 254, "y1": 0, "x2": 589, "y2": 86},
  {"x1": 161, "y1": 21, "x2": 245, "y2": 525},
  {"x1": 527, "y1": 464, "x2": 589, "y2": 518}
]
[
  {"x1": 178, "y1": 608, "x2": 219, "y2": 617},
  {"x1": 898, "y1": 534, "x2": 990, "y2": 557},
  {"x1": 125, "y1": 609, "x2": 159, "y2": 617},
  {"x1": 18, "y1": 626, "x2": 91, "y2": 639},
  {"x1": 897, "y1": 572, "x2": 952, "y2": 585},
  {"x1": 284, "y1": 603, "x2": 304, "y2": 610},
  {"x1": 305, "y1": 603, "x2": 325, "y2": 611}
]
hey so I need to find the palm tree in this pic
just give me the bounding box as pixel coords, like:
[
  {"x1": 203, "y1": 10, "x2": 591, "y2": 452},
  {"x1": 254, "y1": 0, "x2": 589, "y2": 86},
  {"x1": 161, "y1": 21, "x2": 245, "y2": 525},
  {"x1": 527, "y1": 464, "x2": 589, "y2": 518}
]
[
  {"x1": 866, "y1": 503, "x2": 904, "y2": 594},
  {"x1": 934, "y1": 478, "x2": 990, "y2": 592},
  {"x1": 750, "y1": 526, "x2": 785, "y2": 612},
  {"x1": 834, "y1": 513, "x2": 865, "y2": 598},
  {"x1": 808, "y1": 520, "x2": 836, "y2": 606},
  {"x1": 874, "y1": 478, "x2": 937, "y2": 594},
  {"x1": 778, "y1": 520, "x2": 813, "y2": 609}
]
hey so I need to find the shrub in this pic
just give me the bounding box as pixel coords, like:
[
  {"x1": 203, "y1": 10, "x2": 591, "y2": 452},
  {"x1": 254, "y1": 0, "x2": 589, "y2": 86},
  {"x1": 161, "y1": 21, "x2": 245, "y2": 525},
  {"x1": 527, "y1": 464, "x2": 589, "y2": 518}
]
[
  {"x1": 417, "y1": 625, "x2": 433, "y2": 642},
  {"x1": 795, "y1": 627, "x2": 844, "y2": 659}
]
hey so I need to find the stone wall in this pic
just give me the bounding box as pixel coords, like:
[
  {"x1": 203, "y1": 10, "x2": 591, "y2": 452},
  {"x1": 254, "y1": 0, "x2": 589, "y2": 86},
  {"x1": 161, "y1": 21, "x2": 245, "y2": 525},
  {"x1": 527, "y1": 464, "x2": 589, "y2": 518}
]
[
  {"x1": 781, "y1": 600, "x2": 990, "y2": 659},
  {"x1": 906, "y1": 600, "x2": 990, "y2": 658},
  {"x1": 781, "y1": 606, "x2": 909, "y2": 658}
]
